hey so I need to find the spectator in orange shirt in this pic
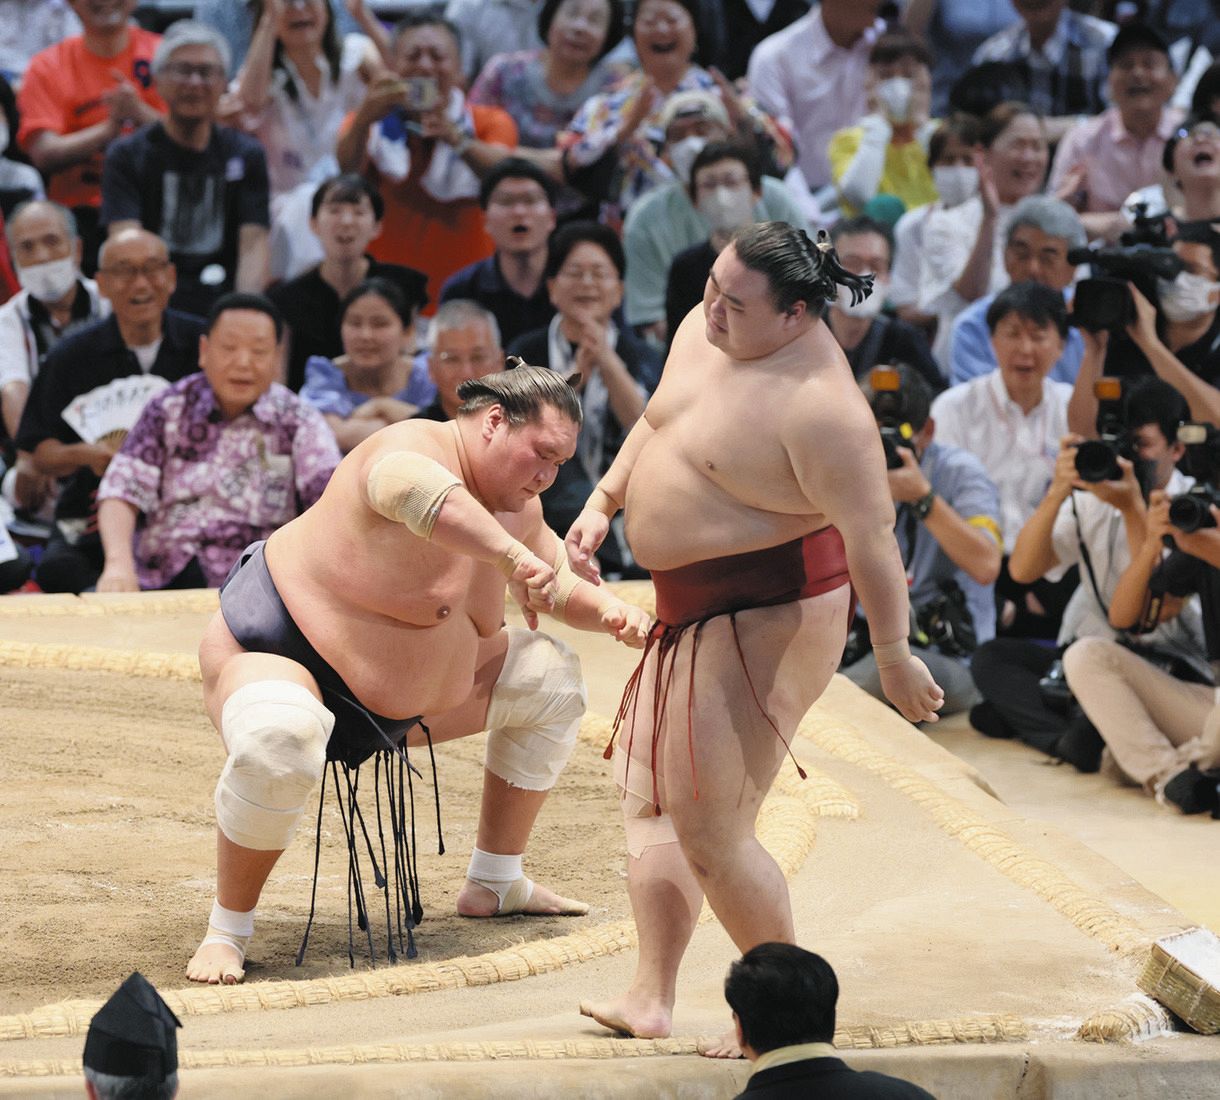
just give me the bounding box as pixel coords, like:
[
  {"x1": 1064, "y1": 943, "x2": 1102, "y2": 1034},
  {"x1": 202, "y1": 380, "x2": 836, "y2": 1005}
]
[
  {"x1": 336, "y1": 10, "x2": 517, "y2": 312},
  {"x1": 16, "y1": 0, "x2": 163, "y2": 273}
]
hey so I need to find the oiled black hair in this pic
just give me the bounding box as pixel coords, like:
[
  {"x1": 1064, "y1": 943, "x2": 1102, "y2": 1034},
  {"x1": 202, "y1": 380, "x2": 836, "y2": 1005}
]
[
  {"x1": 456, "y1": 359, "x2": 583, "y2": 426},
  {"x1": 730, "y1": 221, "x2": 874, "y2": 313}
]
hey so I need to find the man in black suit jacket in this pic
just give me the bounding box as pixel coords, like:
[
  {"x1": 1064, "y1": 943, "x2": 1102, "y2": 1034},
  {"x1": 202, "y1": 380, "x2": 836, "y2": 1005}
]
[{"x1": 727, "y1": 944, "x2": 937, "y2": 1099}]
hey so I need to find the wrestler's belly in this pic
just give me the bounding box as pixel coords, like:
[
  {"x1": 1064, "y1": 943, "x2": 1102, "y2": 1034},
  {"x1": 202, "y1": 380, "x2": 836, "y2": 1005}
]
[
  {"x1": 296, "y1": 598, "x2": 482, "y2": 718},
  {"x1": 263, "y1": 511, "x2": 495, "y2": 718},
  {"x1": 625, "y1": 444, "x2": 820, "y2": 571},
  {"x1": 265, "y1": 544, "x2": 484, "y2": 717}
]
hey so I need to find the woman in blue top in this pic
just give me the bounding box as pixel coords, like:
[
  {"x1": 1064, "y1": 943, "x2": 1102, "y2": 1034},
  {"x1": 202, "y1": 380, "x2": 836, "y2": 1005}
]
[{"x1": 300, "y1": 277, "x2": 430, "y2": 452}]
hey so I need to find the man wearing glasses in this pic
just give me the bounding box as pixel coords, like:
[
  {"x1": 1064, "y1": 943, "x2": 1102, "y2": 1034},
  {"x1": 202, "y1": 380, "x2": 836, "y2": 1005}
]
[
  {"x1": 15, "y1": 228, "x2": 204, "y2": 593},
  {"x1": 439, "y1": 158, "x2": 559, "y2": 349},
  {"x1": 420, "y1": 299, "x2": 505, "y2": 422},
  {"x1": 101, "y1": 21, "x2": 270, "y2": 319}
]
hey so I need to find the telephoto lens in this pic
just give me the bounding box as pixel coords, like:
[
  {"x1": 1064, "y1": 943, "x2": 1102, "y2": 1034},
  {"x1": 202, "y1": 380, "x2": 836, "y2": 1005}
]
[{"x1": 1168, "y1": 487, "x2": 1220, "y2": 533}]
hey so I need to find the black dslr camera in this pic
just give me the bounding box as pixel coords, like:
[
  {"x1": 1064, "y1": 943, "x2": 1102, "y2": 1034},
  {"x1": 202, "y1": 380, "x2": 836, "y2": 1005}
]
[
  {"x1": 1169, "y1": 422, "x2": 1220, "y2": 533},
  {"x1": 913, "y1": 579, "x2": 977, "y2": 658},
  {"x1": 869, "y1": 366, "x2": 914, "y2": 470},
  {"x1": 1074, "y1": 377, "x2": 1135, "y2": 482},
  {"x1": 1068, "y1": 204, "x2": 1184, "y2": 332}
]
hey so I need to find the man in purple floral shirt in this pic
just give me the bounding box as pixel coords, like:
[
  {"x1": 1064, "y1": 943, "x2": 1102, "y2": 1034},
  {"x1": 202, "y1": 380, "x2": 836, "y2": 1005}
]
[{"x1": 96, "y1": 294, "x2": 339, "y2": 591}]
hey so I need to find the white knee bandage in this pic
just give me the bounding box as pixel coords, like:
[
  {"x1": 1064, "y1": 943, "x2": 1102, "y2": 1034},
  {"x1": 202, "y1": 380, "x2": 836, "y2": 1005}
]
[
  {"x1": 484, "y1": 628, "x2": 586, "y2": 790},
  {"x1": 366, "y1": 451, "x2": 462, "y2": 539},
  {"x1": 214, "y1": 681, "x2": 335, "y2": 851}
]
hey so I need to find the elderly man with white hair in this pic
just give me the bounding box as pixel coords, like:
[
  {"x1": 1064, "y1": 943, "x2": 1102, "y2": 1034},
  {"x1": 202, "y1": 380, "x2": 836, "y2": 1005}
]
[
  {"x1": 418, "y1": 299, "x2": 505, "y2": 422},
  {"x1": 101, "y1": 20, "x2": 270, "y2": 318},
  {"x1": 947, "y1": 195, "x2": 1089, "y2": 388},
  {"x1": 0, "y1": 201, "x2": 109, "y2": 444},
  {"x1": 0, "y1": 200, "x2": 109, "y2": 538}
]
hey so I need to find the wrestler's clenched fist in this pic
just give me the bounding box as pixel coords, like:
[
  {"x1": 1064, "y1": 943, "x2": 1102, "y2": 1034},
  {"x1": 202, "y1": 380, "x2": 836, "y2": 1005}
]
[
  {"x1": 599, "y1": 603, "x2": 652, "y2": 649},
  {"x1": 878, "y1": 656, "x2": 945, "y2": 724},
  {"x1": 502, "y1": 542, "x2": 558, "y2": 629}
]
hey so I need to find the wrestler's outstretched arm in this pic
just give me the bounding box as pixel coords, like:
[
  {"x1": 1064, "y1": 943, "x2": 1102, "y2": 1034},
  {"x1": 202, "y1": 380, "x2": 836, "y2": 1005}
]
[
  {"x1": 360, "y1": 442, "x2": 557, "y2": 617},
  {"x1": 786, "y1": 400, "x2": 944, "y2": 724},
  {"x1": 525, "y1": 521, "x2": 651, "y2": 648},
  {"x1": 565, "y1": 414, "x2": 657, "y2": 583}
]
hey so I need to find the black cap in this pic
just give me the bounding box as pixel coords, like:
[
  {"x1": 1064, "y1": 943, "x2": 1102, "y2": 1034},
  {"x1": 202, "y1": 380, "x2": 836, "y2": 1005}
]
[
  {"x1": 82, "y1": 973, "x2": 181, "y2": 1081},
  {"x1": 1107, "y1": 22, "x2": 1170, "y2": 65}
]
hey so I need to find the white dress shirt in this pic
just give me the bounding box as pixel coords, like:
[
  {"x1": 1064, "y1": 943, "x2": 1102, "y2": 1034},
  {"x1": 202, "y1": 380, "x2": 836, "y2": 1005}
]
[
  {"x1": 746, "y1": 9, "x2": 882, "y2": 190},
  {"x1": 931, "y1": 369, "x2": 1073, "y2": 553}
]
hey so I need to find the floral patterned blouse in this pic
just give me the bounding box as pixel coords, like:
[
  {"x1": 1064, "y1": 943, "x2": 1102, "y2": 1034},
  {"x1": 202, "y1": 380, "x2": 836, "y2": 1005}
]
[{"x1": 98, "y1": 372, "x2": 340, "y2": 589}]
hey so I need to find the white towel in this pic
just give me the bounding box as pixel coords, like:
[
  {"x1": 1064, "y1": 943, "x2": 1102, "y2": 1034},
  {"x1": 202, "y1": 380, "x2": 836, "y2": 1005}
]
[{"x1": 366, "y1": 87, "x2": 481, "y2": 203}]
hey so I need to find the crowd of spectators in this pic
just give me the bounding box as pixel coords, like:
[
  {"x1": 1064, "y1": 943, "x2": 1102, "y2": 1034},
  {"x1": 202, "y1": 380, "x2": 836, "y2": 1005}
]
[{"x1": 1, "y1": 0, "x2": 1220, "y2": 816}]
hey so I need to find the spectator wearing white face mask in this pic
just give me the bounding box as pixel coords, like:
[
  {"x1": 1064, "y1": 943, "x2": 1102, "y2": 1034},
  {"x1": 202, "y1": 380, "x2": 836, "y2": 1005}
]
[
  {"x1": 622, "y1": 130, "x2": 808, "y2": 346},
  {"x1": 662, "y1": 141, "x2": 769, "y2": 343},
  {"x1": 890, "y1": 113, "x2": 981, "y2": 334},
  {"x1": 0, "y1": 201, "x2": 108, "y2": 510},
  {"x1": 826, "y1": 215, "x2": 945, "y2": 393},
  {"x1": 829, "y1": 32, "x2": 939, "y2": 219},
  {"x1": 1073, "y1": 223, "x2": 1220, "y2": 431}
]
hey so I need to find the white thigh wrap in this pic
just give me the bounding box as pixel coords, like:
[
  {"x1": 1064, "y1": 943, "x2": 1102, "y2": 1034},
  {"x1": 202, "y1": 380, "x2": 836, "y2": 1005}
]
[
  {"x1": 214, "y1": 681, "x2": 336, "y2": 851},
  {"x1": 484, "y1": 628, "x2": 586, "y2": 790},
  {"x1": 613, "y1": 741, "x2": 678, "y2": 857}
]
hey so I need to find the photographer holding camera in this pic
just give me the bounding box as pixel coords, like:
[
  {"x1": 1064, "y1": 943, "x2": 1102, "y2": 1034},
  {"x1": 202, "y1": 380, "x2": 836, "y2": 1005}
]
[
  {"x1": 1070, "y1": 221, "x2": 1220, "y2": 432},
  {"x1": 842, "y1": 364, "x2": 1001, "y2": 716},
  {"x1": 1063, "y1": 425, "x2": 1220, "y2": 814},
  {"x1": 970, "y1": 377, "x2": 1206, "y2": 766}
]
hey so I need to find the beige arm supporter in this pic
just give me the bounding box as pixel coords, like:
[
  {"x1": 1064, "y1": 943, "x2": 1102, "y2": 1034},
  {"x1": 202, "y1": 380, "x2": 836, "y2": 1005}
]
[
  {"x1": 366, "y1": 451, "x2": 462, "y2": 539},
  {"x1": 550, "y1": 543, "x2": 587, "y2": 622}
]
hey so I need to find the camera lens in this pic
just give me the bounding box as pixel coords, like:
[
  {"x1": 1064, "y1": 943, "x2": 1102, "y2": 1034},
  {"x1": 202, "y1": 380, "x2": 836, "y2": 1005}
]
[
  {"x1": 1074, "y1": 440, "x2": 1120, "y2": 482},
  {"x1": 1169, "y1": 493, "x2": 1217, "y2": 533}
]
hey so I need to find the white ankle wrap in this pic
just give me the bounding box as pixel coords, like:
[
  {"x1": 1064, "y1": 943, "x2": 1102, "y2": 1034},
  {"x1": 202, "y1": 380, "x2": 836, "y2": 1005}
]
[
  {"x1": 484, "y1": 628, "x2": 586, "y2": 791},
  {"x1": 200, "y1": 900, "x2": 255, "y2": 964},
  {"x1": 466, "y1": 848, "x2": 533, "y2": 910},
  {"x1": 214, "y1": 680, "x2": 335, "y2": 851}
]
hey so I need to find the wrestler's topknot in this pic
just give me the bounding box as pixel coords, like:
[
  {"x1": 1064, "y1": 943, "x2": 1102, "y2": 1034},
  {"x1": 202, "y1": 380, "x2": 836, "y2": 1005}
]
[
  {"x1": 730, "y1": 221, "x2": 875, "y2": 313},
  {"x1": 456, "y1": 361, "x2": 584, "y2": 427}
]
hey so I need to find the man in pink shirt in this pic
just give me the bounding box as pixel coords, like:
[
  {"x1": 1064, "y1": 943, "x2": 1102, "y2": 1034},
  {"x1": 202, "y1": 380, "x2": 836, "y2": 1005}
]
[
  {"x1": 1049, "y1": 23, "x2": 1180, "y2": 243},
  {"x1": 746, "y1": 0, "x2": 885, "y2": 193}
]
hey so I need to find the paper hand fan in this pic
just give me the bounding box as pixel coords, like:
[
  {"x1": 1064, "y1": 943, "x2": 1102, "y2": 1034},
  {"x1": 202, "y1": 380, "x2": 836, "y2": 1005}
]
[{"x1": 61, "y1": 374, "x2": 171, "y2": 446}]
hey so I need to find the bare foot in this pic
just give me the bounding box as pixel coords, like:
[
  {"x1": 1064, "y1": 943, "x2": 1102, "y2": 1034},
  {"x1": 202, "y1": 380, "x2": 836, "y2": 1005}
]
[
  {"x1": 456, "y1": 876, "x2": 589, "y2": 917},
  {"x1": 698, "y1": 1027, "x2": 744, "y2": 1059},
  {"x1": 579, "y1": 992, "x2": 671, "y2": 1039},
  {"x1": 186, "y1": 938, "x2": 246, "y2": 985}
]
